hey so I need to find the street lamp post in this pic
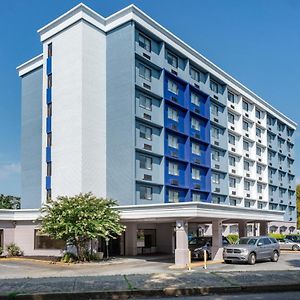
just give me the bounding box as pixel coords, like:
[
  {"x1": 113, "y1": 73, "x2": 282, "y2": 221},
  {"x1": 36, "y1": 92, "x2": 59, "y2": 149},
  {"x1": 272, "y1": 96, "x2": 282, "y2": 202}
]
[{"x1": 105, "y1": 237, "x2": 110, "y2": 259}]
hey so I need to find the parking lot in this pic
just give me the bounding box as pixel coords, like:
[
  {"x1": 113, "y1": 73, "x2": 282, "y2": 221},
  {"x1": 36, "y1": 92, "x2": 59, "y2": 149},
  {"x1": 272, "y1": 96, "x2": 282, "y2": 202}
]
[{"x1": 0, "y1": 251, "x2": 299, "y2": 279}]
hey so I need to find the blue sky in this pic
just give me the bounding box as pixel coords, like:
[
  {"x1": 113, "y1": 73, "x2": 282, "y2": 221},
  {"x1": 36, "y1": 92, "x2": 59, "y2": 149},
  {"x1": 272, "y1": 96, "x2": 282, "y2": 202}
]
[{"x1": 0, "y1": 0, "x2": 299, "y2": 196}]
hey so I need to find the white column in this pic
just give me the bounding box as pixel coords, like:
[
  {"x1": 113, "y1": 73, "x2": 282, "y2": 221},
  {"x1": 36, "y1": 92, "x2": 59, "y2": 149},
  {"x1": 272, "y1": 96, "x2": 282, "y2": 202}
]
[
  {"x1": 238, "y1": 220, "x2": 247, "y2": 237},
  {"x1": 259, "y1": 221, "x2": 268, "y2": 236},
  {"x1": 125, "y1": 223, "x2": 137, "y2": 256},
  {"x1": 175, "y1": 220, "x2": 189, "y2": 267},
  {"x1": 211, "y1": 220, "x2": 223, "y2": 260}
]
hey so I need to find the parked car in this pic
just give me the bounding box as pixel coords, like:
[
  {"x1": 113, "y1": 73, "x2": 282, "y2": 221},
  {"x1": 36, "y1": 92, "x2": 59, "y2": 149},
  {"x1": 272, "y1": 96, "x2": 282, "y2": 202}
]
[
  {"x1": 189, "y1": 236, "x2": 230, "y2": 260},
  {"x1": 278, "y1": 238, "x2": 300, "y2": 251},
  {"x1": 223, "y1": 236, "x2": 280, "y2": 265},
  {"x1": 285, "y1": 235, "x2": 300, "y2": 243}
]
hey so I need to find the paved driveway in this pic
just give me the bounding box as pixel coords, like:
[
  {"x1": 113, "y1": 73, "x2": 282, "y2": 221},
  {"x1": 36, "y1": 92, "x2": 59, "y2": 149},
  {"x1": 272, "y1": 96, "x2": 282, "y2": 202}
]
[{"x1": 0, "y1": 252, "x2": 299, "y2": 279}]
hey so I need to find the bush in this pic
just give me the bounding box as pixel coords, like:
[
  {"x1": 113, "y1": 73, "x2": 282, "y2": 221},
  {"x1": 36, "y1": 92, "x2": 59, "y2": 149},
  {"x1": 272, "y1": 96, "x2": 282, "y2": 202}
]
[
  {"x1": 227, "y1": 234, "x2": 239, "y2": 244},
  {"x1": 0, "y1": 246, "x2": 3, "y2": 256},
  {"x1": 6, "y1": 243, "x2": 23, "y2": 256},
  {"x1": 61, "y1": 252, "x2": 78, "y2": 263},
  {"x1": 268, "y1": 233, "x2": 286, "y2": 240}
]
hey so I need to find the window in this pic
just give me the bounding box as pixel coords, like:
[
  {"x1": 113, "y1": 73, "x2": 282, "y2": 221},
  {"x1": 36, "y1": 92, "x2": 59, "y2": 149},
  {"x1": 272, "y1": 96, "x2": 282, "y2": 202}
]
[
  {"x1": 168, "y1": 79, "x2": 178, "y2": 94},
  {"x1": 168, "y1": 134, "x2": 178, "y2": 149},
  {"x1": 243, "y1": 101, "x2": 249, "y2": 111},
  {"x1": 211, "y1": 104, "x2": 218, "y2": 116},
  {"x1": 169, "y1": 162, "x2": 179, "y2": 176},
  {"x1": 212, "y1": 173, "x2": 220, "y2": 184},
  {"x1": 47, "y1": 162, "x2": 52, "y2": 176},
  {"x1": 192, "y1": 168, "x2": 200, "y2": 180},
  {"x1": 210, "y1": 80, "x2": 218, "y2": 93},
  {"x1": 212, "y1": 127, "x2": 220, "y2": 139},
  {"x1": 230, "y1": 199, "x2": 237, "y2": 206},
  {"x1": 47, "y1": 74, "x2": 52, "y2": 88},
  {"x1": 287, "y1": 143, "x2": 292, "y2": 152},
  {"x1": 229, "y1": 156, "x2": 236, "y2": 167},
  {"x1": 257, "y1": 184, "x2": 263, "y2": 194},
  {"x1": 168, "y1": 107, "x2": 179, "y2": 122},
  {"x1": 256, "y1": 128, "x2": 261, "y2": 137},
  {"x1": 139, "y1": 94, "x2": 152, "y2": 111},
  {"x1": 228, "y1": 134, "x2": 235, "y2": 145},
  {"x1": 257, "y1": 165, "x2": 262, "y2": 175},
  {"x1": 244, "y1": 160, "x2": 250, "y2": 171},
  {"x1": 244, "y1": 180, "x2": 250, "y2": 191},
  {"x1": 47, "y1": 103, "x2": 52, "y2": 117},
  {"x1": 140, "y1": 125, "x2": 152, "y2": 140},
  {"x1": 139, "y1": 64, "x2": 151, "y2": 81},
  {"x1": 287, "y1": 128, "x2": 293, "y2": 137},
  {"x1": 213, "y1": 196, "x2": 223, "y2": 204},
  {"x1": 138, "y1": 33, "x2": 151, "y2": 52},
  {"x1": 279, "y1": 188, "x2": 285, "y2": 198},
  {"x1": 47, "y1": 133, "x2": 52, "y2": 147},
  {"x1": 243, "y1": 140, "x2": 249, "y2": 151},
  {"x1": 192, "y1": 193, "x2": 201, "y2": 201},
  {"x1": 140, "y1": 186, "x2": 152, "y2": 200},
  {"x1": 278, "y1": 122, "x2": 284, "y2": 132},
  {"x1": 191, "y1": 92, "x2": 200, "y2": 106},
  {"x1": 191, "y1": 118, "x2": 200, "y2": 131},
  {"x1": 269, "y1": 186, "x2": 275, "y2": 196},
  {"x1": 279, "y1": 155, "x2": 284, "y2": 166},
  {"x1": 229, "y1": 177, "x2": 236, "y2": 188},
  {"x1": 192, "y1": 142, "x2": 201, "y2": 155},
  {"x1": 34, "y1": 230, "x2": 65, "y2": 250},
  {"x1": 256, "y1": 146, "x2": 262, "y2": 156},
  {"x1": 140, "y1": 155, "x2": 152, "y2": 170},
  {"x1": 228, "y1": 91, "x2": 235, "y2": 103},
  {"x1": 48, "y1": 43, "x2": 52, "y2": 57},
  {"x1": 190, "y1": 67, "x2": 200, "y2": 81},
  {"x1": 258, "y1": 202, "x2": 265, "y2": 209},
  {"x1": 168, "y1": 189, "x2": 179, "y2": 202},
  {"x1": 245, "y1": 200, "x2": 251, "y2": 208},
  {"x1": 211, "y1": 149, "x2": 220, "y2": 161},
  {"x1": 228, "y1": 113, "x2": 234, "y2": 124},
  {"x1": 269, "y1": 168, "x2": 275, "y2": 179},
  {"x1": 167, "y1": 51, "x2": 178, "y2": 68},
  {"x1": 243, "y1": 121, "x2": 249, "y2": 131},
  {"x1": 279, "y1": 172, "x2": 284, "y2": 182},
  {"x1": 255, "y1": 109, "x2": 261, "y2": 119},
  {"x1": 268, "y1": 150, "x2": 274, "y2": 160}
]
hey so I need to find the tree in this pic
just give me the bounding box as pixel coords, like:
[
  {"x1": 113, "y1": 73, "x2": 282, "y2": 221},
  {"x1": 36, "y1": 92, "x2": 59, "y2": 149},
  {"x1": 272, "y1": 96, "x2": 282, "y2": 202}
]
[
  {"x1": 297, "y1": 184, "x2": 300, "y2": 229},
  {"x1": 0, "y1": 194, "x2": 20, "y2": 209},
  {"x1": 39, "y1": 192, "x2": 125, "y2": 261}
]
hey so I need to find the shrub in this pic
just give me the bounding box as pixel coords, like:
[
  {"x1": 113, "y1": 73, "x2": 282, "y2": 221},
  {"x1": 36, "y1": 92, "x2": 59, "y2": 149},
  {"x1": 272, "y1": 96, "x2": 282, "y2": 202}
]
[
  {"x1": 6, "y1": 243, "x2": 23, "y2": 256},
  {"x1": 61, "y1": 252, "x2": 78, "y2": 263},
  {"x1": 0, "y1": 246, "x2": 3, "y2": 256},
  {"x1": 268, "y1": 233, "x2": 286, "y2": 240},
  {"x1": 227, "y1": 234, "x2": 239, "y2": 244}
]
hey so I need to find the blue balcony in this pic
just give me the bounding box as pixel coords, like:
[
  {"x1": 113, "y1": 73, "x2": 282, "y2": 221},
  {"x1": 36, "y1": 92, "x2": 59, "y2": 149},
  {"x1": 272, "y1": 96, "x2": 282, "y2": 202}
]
[
  {"x1": 46, "y1": 88, "x2": 52, "y2": 104},
  {"x1": 46, "y1": 117, "x2": 52, "y2": 133},
  {"x1": 47, "y1": 57, "x2": 52, "y2": 75},
  {"x1": 46, "y1": 146, "x2": 51, "y2": 162},
  {"x1": 46, "y1": 176, "x2": 51, "y2": 189}
]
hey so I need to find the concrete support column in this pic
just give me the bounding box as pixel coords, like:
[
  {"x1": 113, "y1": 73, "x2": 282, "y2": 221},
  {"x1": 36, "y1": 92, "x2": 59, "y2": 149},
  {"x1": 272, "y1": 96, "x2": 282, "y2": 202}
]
[
  {"x1": 238, "y1": 221, "x2": 247, "y2": 237},
  {"x1": 175, "y1": 220, "x2": 189, "y2": 267},
  {"x1": 259, "y1": 221, "x2": 268, "y2": 236},
  {"x1": 211, "y1": 220, "x2": 223, "y2": 260},
  {"x1": 125, "y1": 223, "x2": 137, "y2": 256}
]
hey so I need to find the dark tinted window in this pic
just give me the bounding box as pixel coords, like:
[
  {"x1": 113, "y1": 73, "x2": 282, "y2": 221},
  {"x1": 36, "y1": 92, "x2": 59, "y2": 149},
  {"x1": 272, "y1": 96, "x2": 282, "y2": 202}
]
[
  {"x1": 239, "y1": 238, "x2": 258, "y2": 245},
  {"x1": 270, "y1": 238, "x2": 278, "y2": 244},
  {"x1": 262, "y1": 238, "x2": 272, "y2": 245}
]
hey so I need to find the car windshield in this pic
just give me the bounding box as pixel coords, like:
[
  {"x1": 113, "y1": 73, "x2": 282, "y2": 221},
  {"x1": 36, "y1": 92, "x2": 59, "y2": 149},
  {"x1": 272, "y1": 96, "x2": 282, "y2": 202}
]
[{"x1": 237, "y1": 237, "x2": 258, "y2": 245}]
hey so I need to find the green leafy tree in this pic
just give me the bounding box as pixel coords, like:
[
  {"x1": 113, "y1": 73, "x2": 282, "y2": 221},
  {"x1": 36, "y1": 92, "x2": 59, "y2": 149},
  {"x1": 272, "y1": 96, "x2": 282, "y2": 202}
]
[
  {"x1": 297, "y1": 184, "x2": 300, "y2": 229},
  {"x1": 39, "y1": 192, "x2": 125, "y2": 261},
  {"x1": 0, "y1": 194, "x2": 20, "y2": 209}
]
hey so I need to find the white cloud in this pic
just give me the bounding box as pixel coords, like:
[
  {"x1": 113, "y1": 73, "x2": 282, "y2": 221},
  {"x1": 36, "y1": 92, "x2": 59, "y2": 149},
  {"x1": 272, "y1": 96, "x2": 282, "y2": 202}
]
[{"x1": 0, "y1": 163, "x2": 21, "y2": 180}]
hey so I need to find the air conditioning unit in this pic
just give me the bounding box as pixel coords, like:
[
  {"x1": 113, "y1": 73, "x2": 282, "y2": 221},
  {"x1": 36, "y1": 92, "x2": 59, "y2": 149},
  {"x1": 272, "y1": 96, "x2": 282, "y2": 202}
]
[
  {"x1": 288, "y1": 138, "x2": 290, "y2": 142},
  {"x1": 194, "y1": 159, "x2": 200, "y2": 164},
  {"x1": 269, "y1": 162, "x2": 272, "y2": 166},
  {"x1": 171, "y1": 96, "x2": 178, "y2": 102},
  {"x1": 289, "y1": 185, "x2": 291, "y2": 189},
  {"x1": 270, "y1": 180, "x2": 273, "y2": 183},
  {"x1": 259, "y1": 196, "x2": 262, "y2": 200},
  {"x1": 288, "y1": 154, "x2": 291, "y2": 157},
  {"x1": 232, "y1": 191, "x2": 236, "y2": 195},
  {"x1": 259, "y1": 177, "x2": 262, "y2": 181},
  {"x1": 143, "y1": 83, "x2": 151, "y2": 90},
  {"x1": 232, "y1": 169, "x2": 236, "y2": 174},
  {"x1": 280, "y1": 183, "x2": 283, "y2": 187},
  {"x1": 142, "y1": 52, "x2": 151, "y2": 60},
  {"x1": 245, "y1": 133, "x2": 249, "y2": 137},
  {"x1": 258, "y1": 139, "x2": 261, "y2": 143},
  {"x1": 269, "y1": 145, "x2": 272, "y2": 148},
  {"x1": 194, "y1": 184, "x2": 201, "y2": 189},
  {"x1": 246, "y1": 153, "x2": 249, "y2": 157},
  {"x1": 230, "y1": 126, "x2": 235, "y2": 130},
  {"x1": 279, "y1": 133, "x2": 281, "y2": 137},
  {"x1": 258, "y1": 120, "x2": 261, "y2": 125},
  {"x1": 258, "y1": 158, "x2": 262, "y2": 162},
  {"x1": 194, "y1": 83, "x2": 200, "y2": 89},
  {"x1": 279, "y1": 166, "x2": 282, "y2": 170},
  {"x1": 143, "y1": 113, "x2": 151, "y2": 120},
  {"x1": 195, "y1": 108, "x2": 200, "y2": 114},
  {"x1": 268, "y1": 127, "x2": 272, "y2": 131},
  {"x1": 246, "y1": 173, "x2": 250, "y2": 177},
  {"x1": 230, "y1": 104, "x2": 235, "y2": 109},
  {"x1": 215, "y1": 187, "x2": 220, "y2": 192},
  {"x1": 195, "y1": 133, "x2": 200, "y2": 139},
  {"x1": 246, "y1": 193, "x2": 250, "y2": 198},
  {"x1": 214, "y1": 118, "x2": 219, "y2": 123},
  {"x1": 215, "y1": 164, "x2": 220, "y2": 169},
  {"x1": 231, "y1": 147, "x2": 236, "y2": 152},
  {"x1": 143, "y1": 174, "x2": 152, "y2": 181},
  {"x1": 171, "y1": 179, "x2": 179, "y2": 186},
  {"x1": 245, "y1": 113, "x2": 249, "y2": 117},
  {"x1": 171, "y1": 124, "x2": 178, "y2": 131},
  {"x1": 213, "y1": 95, "x2": 218, "y2": 100},
  {"x1": 171, "y1": 69, "x2": 178, "y2": 76},
  {"x1": 214, "y1": 141, "x2": 219, "y2": 146},
  {"x1": 279, "y1": 149, "x2": 282, "y2": 153},
  {"x1": 144, "y1": 144, "x2": 152, "y2": 151},
  {"x1": 289, "y1": 201, "x2": 292, "y2": 205},
  {"x1": 171, "y1": 151, "x2": 178, "y2": 158},
  {"x1": 280, "y1": 200, "x2": 283, "y2": 203}
]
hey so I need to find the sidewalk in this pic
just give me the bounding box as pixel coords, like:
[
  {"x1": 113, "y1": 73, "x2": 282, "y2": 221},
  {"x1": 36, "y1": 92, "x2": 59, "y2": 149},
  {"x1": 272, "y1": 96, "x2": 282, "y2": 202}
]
[{"x1": 0, "y1": 270, "x2": 300, "y2": 299}]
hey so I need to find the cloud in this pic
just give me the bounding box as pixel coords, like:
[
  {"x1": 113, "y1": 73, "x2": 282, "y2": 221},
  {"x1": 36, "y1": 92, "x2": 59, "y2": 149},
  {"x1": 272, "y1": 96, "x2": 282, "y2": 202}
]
[{"x1": 0, "y1": 163, "x2": 21, "y2": 180}]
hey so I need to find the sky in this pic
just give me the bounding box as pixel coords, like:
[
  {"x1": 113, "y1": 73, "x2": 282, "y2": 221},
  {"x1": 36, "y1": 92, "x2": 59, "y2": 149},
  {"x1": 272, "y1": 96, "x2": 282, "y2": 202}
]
[{"x1": 0, "y1": 0, "x2": 300, "y2": 197}]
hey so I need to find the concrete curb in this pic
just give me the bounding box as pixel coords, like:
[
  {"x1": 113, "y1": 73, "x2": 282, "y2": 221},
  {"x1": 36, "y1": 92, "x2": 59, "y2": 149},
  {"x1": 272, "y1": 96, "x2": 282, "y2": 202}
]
[{"x1": 1, "y1": 283, "x2": 300, "y2": 300}]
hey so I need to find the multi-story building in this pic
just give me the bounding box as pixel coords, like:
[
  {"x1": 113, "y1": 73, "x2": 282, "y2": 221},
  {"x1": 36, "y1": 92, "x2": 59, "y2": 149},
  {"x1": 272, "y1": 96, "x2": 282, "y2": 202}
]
[{"x1": 0, "y1": 4, "x2": 296, "y2": 266}]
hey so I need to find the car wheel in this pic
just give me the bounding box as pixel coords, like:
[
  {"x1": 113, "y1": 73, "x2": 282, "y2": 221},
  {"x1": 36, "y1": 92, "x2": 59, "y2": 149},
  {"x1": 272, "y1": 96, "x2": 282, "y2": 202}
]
[
  {"x1": 271, "y1": 251, "x2": 279, "y2": 262},
  {"x1": 248, "y1": 253, "x2": 256, "y2": 265},
  {"x1": 292, "y1": 245, "x2": 299, "y2": 251}
]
